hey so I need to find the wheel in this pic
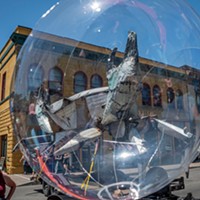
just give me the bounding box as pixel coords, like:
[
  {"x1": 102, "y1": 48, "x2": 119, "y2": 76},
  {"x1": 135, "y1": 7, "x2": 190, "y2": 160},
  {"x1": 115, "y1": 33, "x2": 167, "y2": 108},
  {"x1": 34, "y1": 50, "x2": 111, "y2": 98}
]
[
  {"x1": 50, "y1": 186, "x2": 60, "y2": 195},
  {"x1": 42, "y1": 181, "x2": 51, "y2": 197},
  {"x1": 47, "y1": 194, "x2": 62, "y2": 200},
  {"x1": 47, "y1": 194, "x2": 76, "y2": 200}
]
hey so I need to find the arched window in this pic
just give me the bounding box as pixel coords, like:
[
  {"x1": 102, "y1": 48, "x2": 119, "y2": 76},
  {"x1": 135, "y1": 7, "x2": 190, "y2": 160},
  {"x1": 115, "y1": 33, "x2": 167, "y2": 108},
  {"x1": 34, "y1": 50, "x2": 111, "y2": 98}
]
[
  {"x1": 142, "y1": 83, "x2": 151, "y2": 106},
  {"x1": 153, "y1": 85, "x2": 162, "y2": 107},
  {"x1": 49, "y1": 67, "x2": 63, "y2": 95},
  {"x1": 28, "y1": 64, "x2": 43, "y2": 92},
  {"x1": 176, "y1": 89, "x2": 183, "y2": 110},
  {"x1": 74, "y1": 71, "x2": 87, "y2": 93},
  {"x1": 193, "y1": 79, "x2": 200, "y2": 113},
  {"x1": 91, "y1": 74, "x2": 103, "y2": 88},
  {"x1": 167, "y1": 87, "x2": 175, "y2": 108}
]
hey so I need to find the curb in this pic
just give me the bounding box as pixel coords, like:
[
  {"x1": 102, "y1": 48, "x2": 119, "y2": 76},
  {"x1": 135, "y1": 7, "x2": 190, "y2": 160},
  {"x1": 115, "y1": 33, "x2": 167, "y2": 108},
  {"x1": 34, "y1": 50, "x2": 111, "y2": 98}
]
[
  {"x1": 17, "y1": 180, "x2": 40, "y2": 187},
  {"x1": 9, "y1": 174, "x2": 40, "y2": 187},
  {"x1": 10, "y1": 162, "x2": 200, "y2": 187},
  {"x1": 189, "y1": 162, "x2": 200, "y2": 169}
]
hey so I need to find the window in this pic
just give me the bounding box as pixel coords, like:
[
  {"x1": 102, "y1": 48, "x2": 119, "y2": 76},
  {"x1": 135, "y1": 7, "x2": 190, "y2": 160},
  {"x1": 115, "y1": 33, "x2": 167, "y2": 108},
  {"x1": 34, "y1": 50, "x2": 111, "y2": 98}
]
[
  {"x1": 1, "y1": 135, "x2": 7, "y2": 157},
  {"x1": 176, "y1": 89, "x2": 183, "y2": 110},
  {"x1": 142, "y1": 83, "x2": 151, "y2": 106},
  {"x1": 193, "y1": 79, "x2": 200, "y2": 113},
  {"x1": 49, "y1": 67, "x2": 63, "y2": 95},
  {"x1": 167, "y1": 87, "x2": 175, "y2": 108},
  {"x1": 28, "y1": 64, "x2": 43, "y2": 92},
  {"x1": 1, "y1": 72, "x2": 6, "y2": 100},
  {"x1": 74, "y1": 71, "x2": 87, "y2": 93},
  {"x1": 91, "y1": 74, "x2": 103, "y2": 88},
  {"x1": 153, "y1": 85, "x2": 162, "y2": 107}
]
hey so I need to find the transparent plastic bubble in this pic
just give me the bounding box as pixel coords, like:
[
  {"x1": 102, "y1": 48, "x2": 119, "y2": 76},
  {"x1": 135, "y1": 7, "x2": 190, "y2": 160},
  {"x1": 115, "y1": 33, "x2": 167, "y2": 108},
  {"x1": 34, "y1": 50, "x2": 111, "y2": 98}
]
[{"x1": 11, "y1": 0, "x2": 200, "y2": 199}]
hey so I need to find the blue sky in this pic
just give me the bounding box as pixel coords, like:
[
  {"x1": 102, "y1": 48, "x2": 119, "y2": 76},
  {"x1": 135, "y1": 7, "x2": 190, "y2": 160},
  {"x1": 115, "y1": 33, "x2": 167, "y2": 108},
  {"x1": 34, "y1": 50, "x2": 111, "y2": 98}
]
[
  {"x1": 0, "y1": 0, "x2": 58, "y2": 50},
  {"x1": 0, "y1": 0, "x2": 200, "y2": 52}
]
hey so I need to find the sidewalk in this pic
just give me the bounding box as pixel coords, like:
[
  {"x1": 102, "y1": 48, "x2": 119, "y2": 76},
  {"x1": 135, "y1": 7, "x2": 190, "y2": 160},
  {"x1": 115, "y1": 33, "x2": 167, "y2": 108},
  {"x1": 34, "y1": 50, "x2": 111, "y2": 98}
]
[
  {"x1": 9, "y1": 162, "x2": 200, "y2": 187},
  {"x1": 9, "y1": 174, "x2": 38, "y2": 187},
  {"x1": 189, "y1": 161, "x2": 200, "y2": 169}
]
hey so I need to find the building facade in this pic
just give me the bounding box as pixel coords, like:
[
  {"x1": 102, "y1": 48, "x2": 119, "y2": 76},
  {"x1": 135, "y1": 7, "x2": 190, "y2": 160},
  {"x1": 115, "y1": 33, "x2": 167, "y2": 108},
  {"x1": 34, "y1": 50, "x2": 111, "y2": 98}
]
[
  {"x1": 0, "y1": 26, "x2": 31, "y2": 173},
  {"x1": 0, "y1": 26, "x2": 198, "y2": 173}
]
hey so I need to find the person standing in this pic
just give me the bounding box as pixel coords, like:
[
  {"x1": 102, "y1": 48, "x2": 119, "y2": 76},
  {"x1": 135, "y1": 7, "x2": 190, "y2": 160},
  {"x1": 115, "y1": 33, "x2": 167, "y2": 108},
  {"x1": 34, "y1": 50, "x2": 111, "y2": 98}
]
[
  {"x1": 20, "y1": 155, "x2": 29, "y2": 174},
  {"x1": 0, "y1": 170, "x2": 16, "y2": 200}
]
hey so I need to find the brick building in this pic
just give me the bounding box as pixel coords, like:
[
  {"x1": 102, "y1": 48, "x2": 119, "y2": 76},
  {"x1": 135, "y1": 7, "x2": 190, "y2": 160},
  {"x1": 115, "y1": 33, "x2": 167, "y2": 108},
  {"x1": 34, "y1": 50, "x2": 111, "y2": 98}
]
[{"x1": 0, "y1": 26, "x2": 198, "y2": 173}]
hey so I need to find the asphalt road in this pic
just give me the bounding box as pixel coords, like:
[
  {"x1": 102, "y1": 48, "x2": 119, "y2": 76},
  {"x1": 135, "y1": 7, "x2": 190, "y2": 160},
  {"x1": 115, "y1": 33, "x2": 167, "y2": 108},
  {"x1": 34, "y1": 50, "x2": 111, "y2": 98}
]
[
  {"x1": 8, "y1": 167, "x2": 200, "y2": 200},
  {"x1": 173, "y1": 167, "x2": 200, "y2": 199},
  {"x1": 11, "y1": 184, "x2": 46, "y2": 200}
]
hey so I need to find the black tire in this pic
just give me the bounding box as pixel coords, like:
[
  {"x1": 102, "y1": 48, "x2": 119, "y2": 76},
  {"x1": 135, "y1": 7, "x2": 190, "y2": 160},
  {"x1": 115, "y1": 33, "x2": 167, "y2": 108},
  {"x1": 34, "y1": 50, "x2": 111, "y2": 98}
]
[
  {"x1": 42, "y1": 181, "x2": 51, "y2": 197},
  {"x1": 47, "y1": 194, "x2": 62, "y2": 200},
  {"x1": 50, "y1": 186, "x2": 60, "y2": 195},
  {"x1": 47, "y1": 194, "x2": 76, "y2": 200}
]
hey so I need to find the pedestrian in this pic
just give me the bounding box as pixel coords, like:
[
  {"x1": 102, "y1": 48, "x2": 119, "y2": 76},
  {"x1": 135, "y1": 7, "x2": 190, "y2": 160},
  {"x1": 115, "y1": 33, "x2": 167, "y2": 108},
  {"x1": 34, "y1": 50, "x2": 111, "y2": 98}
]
[
  {"x1": 20, "y1": 155, "x2": 29, "y2": 174},
  {"x1": 0, "y1": 170, "x2": 16, "y2": 200},
  {"x1": 63, "y1": 153, "x2": 71, "y2": 175}
]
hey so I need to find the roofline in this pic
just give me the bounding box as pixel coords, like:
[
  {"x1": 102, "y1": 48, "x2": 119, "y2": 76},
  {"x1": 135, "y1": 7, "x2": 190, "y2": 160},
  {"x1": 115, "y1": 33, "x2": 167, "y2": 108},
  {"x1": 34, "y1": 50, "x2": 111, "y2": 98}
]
[{"x1": 0, "y1": 25, "x2": 32, "y2": 55}]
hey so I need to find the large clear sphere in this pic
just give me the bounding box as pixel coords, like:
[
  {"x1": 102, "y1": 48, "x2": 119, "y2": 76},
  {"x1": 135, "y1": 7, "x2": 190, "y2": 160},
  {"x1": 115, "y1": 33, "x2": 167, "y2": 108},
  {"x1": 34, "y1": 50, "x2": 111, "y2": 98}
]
[{"x1": 12, "y1": 0, "x2": 200, "y2": 199}]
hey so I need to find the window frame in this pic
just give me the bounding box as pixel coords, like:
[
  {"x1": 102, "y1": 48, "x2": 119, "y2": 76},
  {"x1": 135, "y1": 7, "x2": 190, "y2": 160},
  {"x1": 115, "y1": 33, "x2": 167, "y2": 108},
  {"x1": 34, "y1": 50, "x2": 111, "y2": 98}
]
[
  {"x1": 74, "y1": 71, "x2": 87, "y2": 94},
  {"x1": 142, "y1": 83, "x2": 151, "y2": 106},
  {"x1": 48, "y1": 66, "x2": 63, "y2": 96},
  {"x1": 28, "y1": 64, "x2": 44, "y2": 93},
  {"x1": 153, "y1": 85, "x2": 162, "y2": 107},
  {"x1": 166, "y1": 87, "x2": 175, "y2": 108},
  {"x1": 90, "y1": 74, "x2": 103, "y2": 88},
  {"x1": 176, "y1": 89, "x2": 184, "y2": 110},
  {"x1": 1, "y1": 72, "x2": 6, "y2": 100}
]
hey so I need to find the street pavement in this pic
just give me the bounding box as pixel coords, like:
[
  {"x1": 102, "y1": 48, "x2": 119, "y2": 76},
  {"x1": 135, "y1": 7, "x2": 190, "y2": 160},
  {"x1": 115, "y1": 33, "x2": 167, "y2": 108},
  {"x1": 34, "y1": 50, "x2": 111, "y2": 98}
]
[
  {"x1": 5, "y1": 174, "x2": 45, "y2": 200},
  {"x1": 9, "y1": 173, "x2": 34, "y2": 186},
  {"x1": 7, "y1": 162, "x2": 200, "y2": 199},
  {"x1": 9, "y1": 162, "x2": 200, "y2": 186}
]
